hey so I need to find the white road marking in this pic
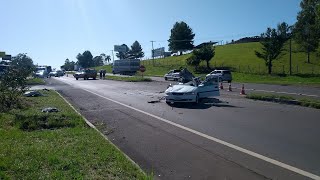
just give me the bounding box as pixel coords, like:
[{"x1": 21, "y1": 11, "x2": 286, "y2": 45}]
[{"x1": 59, "y1": 78, "x2": 320, "y2": 180}]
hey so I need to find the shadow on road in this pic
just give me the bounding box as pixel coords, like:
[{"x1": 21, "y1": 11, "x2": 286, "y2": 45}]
[{"x1": 168, "y1": 98, "x2": 240, "y2": 109}]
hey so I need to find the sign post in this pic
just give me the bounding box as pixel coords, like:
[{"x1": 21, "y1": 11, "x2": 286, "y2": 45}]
[{"x1": 140, "y1": 65, "x2": 146, "y2": 78}]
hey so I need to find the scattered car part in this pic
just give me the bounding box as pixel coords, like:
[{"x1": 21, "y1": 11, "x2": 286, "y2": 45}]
[
  {"x1": 41, "y1": 107, "x2": 59, "y2": 113},
  {"x1": 23, "y1": 91, "x2": 43, "y2": 97}
]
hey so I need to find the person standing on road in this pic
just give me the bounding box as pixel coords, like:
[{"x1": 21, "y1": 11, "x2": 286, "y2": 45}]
[
  {"x1": 102, "y1": 69, "x2": 106, "y2": 79},
  {"x1": 99, "y1": 69, "x2": 103, "y2": 79}
]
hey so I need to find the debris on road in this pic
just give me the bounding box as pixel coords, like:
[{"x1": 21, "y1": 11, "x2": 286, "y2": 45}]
[
  {"x1": 24, "y1": 91, "x2": 43, "y2": 97},
  {"x1": 41, "y1": 107, "x2": 59, "y2": 113}
]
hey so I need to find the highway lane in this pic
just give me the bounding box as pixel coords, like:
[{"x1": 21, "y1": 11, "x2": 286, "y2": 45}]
[
  {"x1": 48, "y1": 76, "x2": 320, "y2": 179},
  {"x1": 148, "y1": 76, "x2": 320, "y2": 99},
  {"x1": 103, "y1": 73, "x2": 320, "y2": 99}
]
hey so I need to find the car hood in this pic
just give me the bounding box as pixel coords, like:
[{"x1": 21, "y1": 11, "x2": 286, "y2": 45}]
[
  {"x1": 165, "y1": 84, "x2": 197, "y2": 93},
  {"x1": 206, "y1": 73, "x2": 222, "y2": 77}
]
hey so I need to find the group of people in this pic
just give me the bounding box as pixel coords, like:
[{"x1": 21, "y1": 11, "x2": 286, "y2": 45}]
[{"x1": 99, "y1": 69, "x2": 106, "y2": 79}]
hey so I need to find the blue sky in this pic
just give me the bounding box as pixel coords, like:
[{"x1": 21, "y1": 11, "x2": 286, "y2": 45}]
[{"x1": 1, "y1": 0, "x2": 301, "y2": 69}]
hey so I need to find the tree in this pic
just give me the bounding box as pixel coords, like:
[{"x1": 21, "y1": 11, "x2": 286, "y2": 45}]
[
  {"x1": 116, "y1": 44, "x2": 130, "y2": 60},
  {"x1": 193, "y1": 45, "x2": 215, "y2": 69},
  {"x1": 10, "y1": 53, "x2": 35, "y2": 77},
  {"x1": 168, "y1": 21, "x2": 195, "y2": 55},
  {"x1": 76, "y1": 50, "x2": 93, "y2": 68},
  {"x1": 93, "y1": 56, "x2": 104, "y2": 66},
  {"x1": 62, "y1": 58, "x2": 76, "y2": 71},
  {"x1": 186, "y1": 54, "x2": 201, "y2": 69},
  {"x1": 105, "y1": 55, "x2": 111, "y2": 63},
  {"x1": 127, "y1": 41, "x2": 144, "y2": 59},
  {"x1": 0, "y1": 53, "x2": 34, "y2": 111},
  {"x1": 294, "y1": 0, "x2": 320, "y2": 63},
  {"x1": 255, "y1": 24, "x2": 288, "y2": 74}
]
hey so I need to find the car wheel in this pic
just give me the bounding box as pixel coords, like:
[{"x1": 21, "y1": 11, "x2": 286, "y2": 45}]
[
  {"x1": 76, "y1": 78, "x2": 78, "y2": 80},
  {"x1": 93, "y1": 77, "x2": 96, "y2": 80},
  {"x1": 228, "y1": 80, "x2": 231, "y2": 83},
  {"x1": 164, "y1": 77, "x2": 168, "y2": 81}
]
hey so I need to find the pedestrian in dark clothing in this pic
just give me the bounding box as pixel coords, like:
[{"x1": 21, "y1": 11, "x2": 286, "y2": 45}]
[
  {"x1": 99, "y1": 70, "x2": 103, "y2": 79},
  {"x1": 102, "y1": 70, "x2": 106, "y2": 79}
]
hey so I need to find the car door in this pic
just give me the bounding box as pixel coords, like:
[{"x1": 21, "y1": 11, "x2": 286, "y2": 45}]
[{"x1": 197, "y1": 78, "x2": 220, "y2": 98}]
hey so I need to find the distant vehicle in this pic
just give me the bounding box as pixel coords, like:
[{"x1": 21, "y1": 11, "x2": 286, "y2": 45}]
[
  {"x1": 34, "y1": 66, "x2": 51, "y2": 78},
  {"x1": 73, "y1": 69, "x2": 97, "y2": 80},
  {"x1": 206, "y1": 70, "x2": 232, "y2": 83},
  {"x1": 49, "y1": 70, "x2": 64, "y2": 77},
  {"x1": 164, "y1": 69, "x2": 181, "y2": 81},
  {"x1": 165, "y1": 76, "x2": 220, "y2": 104},
  {"x1": 112, "y1": 59, "x2": 140, "y2": 75}
]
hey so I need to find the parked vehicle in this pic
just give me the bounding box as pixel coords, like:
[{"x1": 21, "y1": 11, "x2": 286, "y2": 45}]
[
  {"x1": 165, "y1": 76, "x2": 220, "y2": 104},
  {"x1": 73, "y1": 69, "x2": 97, "y2": 80},
  {"x1": 112, "y1": 59, "x2": 140, "y2": 75},
  {"x1": 164, "y1": 69, "x2": 181, "y2": 81},
  {"x1": 49, "y1": 70, "x2": 64, "y2": 77},
  {"x1": 206, "y1": 70, "x2": 232, "y2": 83}
]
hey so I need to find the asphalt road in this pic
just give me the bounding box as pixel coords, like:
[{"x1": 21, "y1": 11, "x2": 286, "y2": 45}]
[
  {"x1": 104, "y1": 73, "x2": 320, "y2": 99},
  {"x1": 45, "y1": 76, "x2": 320, "y2": 180}
]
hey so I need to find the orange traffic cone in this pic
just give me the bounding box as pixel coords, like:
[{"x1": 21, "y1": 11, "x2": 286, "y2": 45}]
[
  {"x1": 220, "y1": 82, "x2": 224, "y2": 90},
  {"x1": 228, "y1": 83, "x2": 232, "y2": 91},
  {"x1": 240, "y1": 84, "x2": 246, "y2": 95}
]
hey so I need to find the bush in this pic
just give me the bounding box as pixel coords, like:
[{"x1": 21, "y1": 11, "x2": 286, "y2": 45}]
[{"x1": 186, "y1": 54, "x2": 200, "y2": 68}]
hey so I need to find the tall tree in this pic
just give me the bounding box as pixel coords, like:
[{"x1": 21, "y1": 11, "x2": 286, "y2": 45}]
[
  {"x1": 93, "y1": 56, "x2": 104, "y2": 66},
  {"x1": 168, "y1": 21, "x2": 195, "y2": 55},
  {"x1": 193, "y1": 45, "x2": 215, "y2": 69},
  {"x1": 116, "y1": 44, "x2": 130, "y2": 60},
  {"x1": 105, "y1": 55, "x2": 111, "y2": 63},
  {"x1": 76, "y1": 50, "x2": 93, "y2": 68},
  {"x1": 128, "y1": 41, "x2": 144, "y2": 59},
  {"x1": 255, "y1": 24, "x2": 288, "y2": 74},
  {"x1": 294, "y1": 0, "x2": 320, "y2": 63}
]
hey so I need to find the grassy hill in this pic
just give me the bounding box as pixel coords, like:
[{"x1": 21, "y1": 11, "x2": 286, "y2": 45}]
[{"x1": 94, "y1": 42, "x2": 320, "y2": 85}]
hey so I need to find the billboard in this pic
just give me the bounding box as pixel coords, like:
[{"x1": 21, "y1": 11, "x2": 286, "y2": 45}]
[
  {"x1": 114, "y1": 45, "x2": 128, "y2": 52},
  {"x1": 152, "y1": 47, "x2": 165, "y2": 57}
]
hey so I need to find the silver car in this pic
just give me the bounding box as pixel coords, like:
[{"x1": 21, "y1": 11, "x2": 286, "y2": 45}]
[
  {"x1": 164, "y1": 69, "x2": 181, "y2": 81},
  {"x1": 206, "y1": 70, "x2": 232, "y2": 83}
]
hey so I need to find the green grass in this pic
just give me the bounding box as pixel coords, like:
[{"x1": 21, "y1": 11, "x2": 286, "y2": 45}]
[
  {"x1": 105, "y1": 76, "x2": 152, "y2": 82},
  {"x1": 246, "y1": 93, "x2": 320, "y2": 109},
  {"x1": 233, "y1": 72, "x2": 320, "y2": 86},
  {"x1": 0, "y1": 90, "x2": 149, "y2": 179},
  {"x1": 26, "y1": 78, "x2": 45, "y2": 85},
  {"x1": 91, "y1": 42, "x2": 320, "y2": 85}
]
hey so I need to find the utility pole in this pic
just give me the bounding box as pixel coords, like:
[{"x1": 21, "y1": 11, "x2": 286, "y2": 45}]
[
  {"x1": 111, "y1": 50, "x2": 114, "y2": 63},
  {"x1": 151, "y1": 40, "x2": 155, "y2": 66}
]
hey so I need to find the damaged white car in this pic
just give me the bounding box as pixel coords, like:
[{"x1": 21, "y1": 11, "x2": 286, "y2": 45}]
[{"x1": 165, "y1": 76, "x2": 220, "y2": 104}]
